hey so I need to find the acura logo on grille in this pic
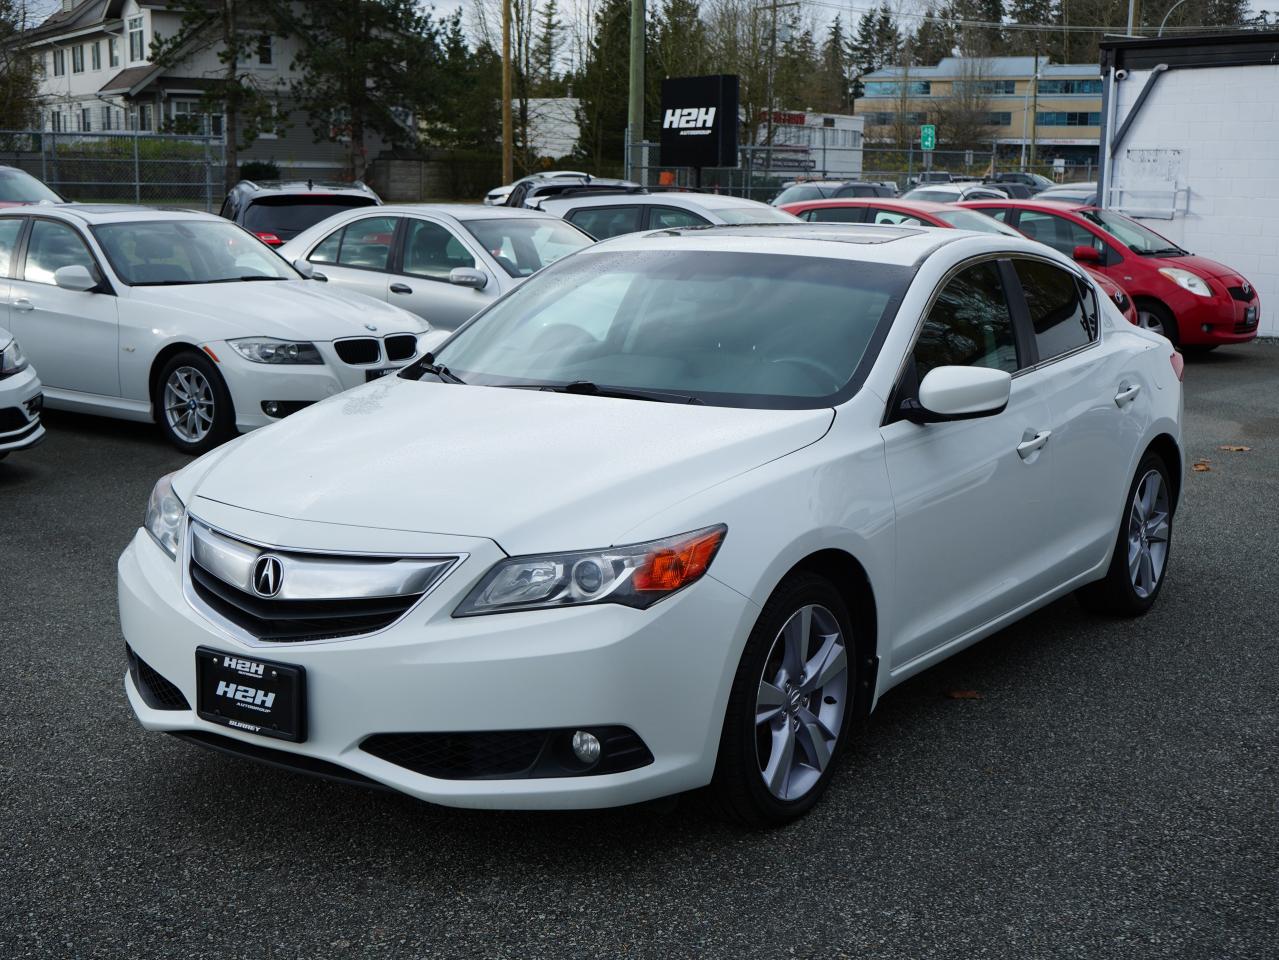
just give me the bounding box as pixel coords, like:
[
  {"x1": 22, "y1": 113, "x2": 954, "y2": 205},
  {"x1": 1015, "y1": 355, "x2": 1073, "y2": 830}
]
[{"x1": 252, "y1": 555, "x2": 283, "y2": 598}]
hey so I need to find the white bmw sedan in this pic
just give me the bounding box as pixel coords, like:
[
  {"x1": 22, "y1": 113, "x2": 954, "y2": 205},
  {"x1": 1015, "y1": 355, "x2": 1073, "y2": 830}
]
[
  {"x1": 118, "y1": 224, "x2": 1184, "y2": 825},
  {"x1": 0, "y1": 325, "x2": 44, "y2": 460},
  {"x1": 0, "y1": 206, "x2": 429, "y2": 453}
]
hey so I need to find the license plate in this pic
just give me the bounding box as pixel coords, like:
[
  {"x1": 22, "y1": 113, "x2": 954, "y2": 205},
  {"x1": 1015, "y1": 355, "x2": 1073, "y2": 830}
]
[
  {"x1": 196, "y1": 647, "x2": 306, "y2": 742},
  {"x1": 366, "y1": 367, "x2": 398, "y2": 382},
  {"x1": 1245, "y1": 306, "x2": 1258, "y2": 325}
]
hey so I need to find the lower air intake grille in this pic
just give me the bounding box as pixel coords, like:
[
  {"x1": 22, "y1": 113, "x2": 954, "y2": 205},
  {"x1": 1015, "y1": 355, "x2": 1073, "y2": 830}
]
[
  {"x1": 384, "y1": 334, "x2": 418, "y2": 362},
  {"x1": 0, "y1": 407, "x2": 29, "y2": 432},
  {"x1": 127, "y1": 644, "x2": 190, "y2": 711},
  {"x1": 334, "y1": 337, "x2": 380, "y2": 364},
  {"x1": 361, "y1": 726, "x2": 654, "y2": 780}
]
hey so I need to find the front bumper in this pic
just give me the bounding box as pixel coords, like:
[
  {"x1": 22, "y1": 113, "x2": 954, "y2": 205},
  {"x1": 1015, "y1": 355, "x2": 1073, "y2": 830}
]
[
  {"x1": 1173, "y1": 283, "x2": 1260, "y2": 345},
  {"x1": 0, "y1": 366, "x2": 45, "y2": 454},
  {"x1": 118, "y1": 526, "x2": 754, "y2": 809}
]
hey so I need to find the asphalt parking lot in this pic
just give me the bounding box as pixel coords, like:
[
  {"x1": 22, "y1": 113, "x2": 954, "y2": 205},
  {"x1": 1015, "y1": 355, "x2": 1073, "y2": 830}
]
[{"x1": 1, "y1": 344, "x2": 1276, "y2": 960}]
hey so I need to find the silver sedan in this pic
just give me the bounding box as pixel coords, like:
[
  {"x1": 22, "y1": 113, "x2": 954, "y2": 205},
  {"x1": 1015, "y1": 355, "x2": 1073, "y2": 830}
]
[{"x1": 276, "y1": 205, "x2": 595, "y2": 331}]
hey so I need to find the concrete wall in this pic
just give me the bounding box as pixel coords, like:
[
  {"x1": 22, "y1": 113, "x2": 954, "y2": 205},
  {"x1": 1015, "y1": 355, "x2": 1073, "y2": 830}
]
[{"x1": 1106, "y1": 63, "x2": 1279, "y2": 336}]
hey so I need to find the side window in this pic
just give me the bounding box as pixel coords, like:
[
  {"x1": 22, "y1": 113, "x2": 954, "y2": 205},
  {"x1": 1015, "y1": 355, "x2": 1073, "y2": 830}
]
[
  {"x1": 568, "y1": 206, "x2": 642, "y2": 240},
  {"x1": 334, "y1": 216, "x2": 399, "y2": 271},
  {"x1": 402, "y1": 219, "x2": 475, "y2": 280},
  {"x1": 0, "y1": 218, "x2": 24, "y2": 276},
  {"x1": 648, "y1": 206, "x2": 708, "y2": 230},
  {"x1": 309, "y1": 227, "x2": 342, "y2": 263},
  {"x1": 981, "y1": 207, "x2": 1014, "y2": 223},
  {"x1": 810, "y1": 207, "x2": 864, "y2": 224},
  {"x1": 1016, "y1": 210, "x2": 1102, "y2": 259},
  {"x1": 870, "y1": 209, "x2": 923, "y2": 226},
  {"x1": 1014, "y1": 259, "x2": 1096, "y2": 359},
  {"x1": 23, "y1": 220, "x2": 98, "y2": 285},
  {"x1": 914, "y1": 260, "x2": 1019, "y2": 378}
]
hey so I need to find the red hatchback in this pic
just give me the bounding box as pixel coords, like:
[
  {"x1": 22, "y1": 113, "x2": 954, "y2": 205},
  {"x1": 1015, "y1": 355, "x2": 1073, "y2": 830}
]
[
  {"x1": 961, "y1": 200, "x2": 1259, "y2": 348},
  {"x1": 782, "y1": 197, "x2": 1140, "y2": 325}
]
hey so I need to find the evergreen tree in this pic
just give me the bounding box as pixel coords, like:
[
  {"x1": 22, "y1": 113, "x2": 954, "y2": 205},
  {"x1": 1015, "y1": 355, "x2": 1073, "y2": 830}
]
[
  {"x1": 953, "y1": 0, "x2": 1004, "y2": 55},
  {"x1": 818, "y1": 15, "x2": 849, "y2": 112},
  {"x1": 530, "y1": 0, "x2": 564, "y2": 96},
  {"x1": 573, "y1": 0, "x2": 632, "y2": 171},
  {"x1": 873, "y1": 3, "x2": 902, "y2": 66},
  {"x1": 0, "y1": 0, "x2": 41, "y2": 129},
  {"x1": 912, "y1": 2, "x2": 959, "y2": 65},
  {"x1": 429, "y1": 13, "x2": 501, "y2": 152}
]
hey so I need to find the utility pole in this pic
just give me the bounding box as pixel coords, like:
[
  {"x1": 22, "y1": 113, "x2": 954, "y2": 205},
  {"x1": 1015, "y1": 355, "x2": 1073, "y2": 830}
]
[
  {"x1": 761, "y1": 0, "x2": 800, "y2": 154},
  {"x1": 1029, "y1": 45, "x2": 1039, "y2": 170},
  {"x1": 627, "y1": 0, "x2": 645, "y2": 180},
  {"x1": 501, "y1": 0, "x2": 513, "y2": 184},
  {"x1": 1127, "y1": 0, "x2": 1142, "y2": 35}
]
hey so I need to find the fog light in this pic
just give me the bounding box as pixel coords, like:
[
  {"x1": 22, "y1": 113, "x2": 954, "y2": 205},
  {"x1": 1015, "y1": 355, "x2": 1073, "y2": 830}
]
[
  {"x1": 571, "y1": 730, "x2": 601, "y2": 765},
  {"x1": 262, "y1": 400, "x2": 280, "y2": 417}
]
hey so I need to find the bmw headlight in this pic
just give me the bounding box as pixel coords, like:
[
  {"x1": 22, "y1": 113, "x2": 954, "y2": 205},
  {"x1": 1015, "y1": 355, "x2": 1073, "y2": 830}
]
[
  {"x1": 228, "y1": 338, "x2": 323, "y2": 364},
  {"x1": 455, "y1": 525, "x2": 727, "y2": 617},
  {"x1": 0, "y1": 337, "x2": 28, "y2": 378},
  {"x1": 1158, "y1": 267, "x2": 1213, "y2": 298},
  {"x1": 144, "y1": 472, "x2": 186, "y2": 559}
]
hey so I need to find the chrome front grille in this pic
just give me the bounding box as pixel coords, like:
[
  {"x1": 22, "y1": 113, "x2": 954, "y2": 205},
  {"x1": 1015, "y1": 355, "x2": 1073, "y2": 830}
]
[{"x1": 185, "y1": 520, "x2": 460, "y2": 644}]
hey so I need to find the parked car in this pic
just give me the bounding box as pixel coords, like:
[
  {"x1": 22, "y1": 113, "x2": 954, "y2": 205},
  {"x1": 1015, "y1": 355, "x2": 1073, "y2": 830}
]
[
  {"x1": 536, "y1": 191, "x2": 799, "y2": 240},
  {"x1": 982, "y1": 180, "x2": 1033, "y2": 199},
  {"x1": 506, "y1": 176, "x2": 641, "y2": 209},
  {"x1": 903, "y1": 182, "x2": 1009, "y2": 202},
  {"x1": 0, "y1": 165, "x2": 63, "y2": 206},
  {"x1": 0, "y1": 205, "x2": 428, "y2": 453},
  {"x1": 0, "y1": 326, "x2": 44, "y2": 461},
  {"x1": 119, "y1": 222, "x2": 1183, "y2": 826},
  {"x1": 220, "y1": 179, "x2": 381, "y2": 247},
  {"x1": 907, "y1": 170, "x2": 954, "y2": 186},
  {"x1": 1034, "y1": 181, "x2": 1098, "y2": 205},
  {"x1": 781, "y1": 198, "x2": 1140, "y2": 325},
  {"x1": 484, "y1": 171, "x2": 591, "y2": 206},
  {"x1": 770, "y1": 180, "x2": 895, "y2": 206},
  {"x1": 961, "y1": 198, "x2": 1259, "y2": 347},
  {"x1": 989, "y1": 171, "x2": 1055, "y2": 194},
  {"x1": 277, "y1": 205, "x2": 595, "y2": 330}
]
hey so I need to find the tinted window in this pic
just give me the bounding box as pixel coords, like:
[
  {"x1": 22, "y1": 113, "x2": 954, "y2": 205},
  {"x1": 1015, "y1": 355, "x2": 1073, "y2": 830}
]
[
  {"x1": 648, "y1": 206, "x2": 708, "y2": 230},
  {"x1": 914, "y1": 261, "x2": 1019, "y2": 378},
  {"x1": 868, "y1": 209, "x2": 923, "y2": 226},
  {"x1": 312, "y1": 215, "x2": 398, "y2": 271},
  {"x1": 432, "y1": 249, "x2": 912, "y2": 409},
  {"x1": 402, "y1": 219, "x2": 475, "y2": 280},
  {"x1": 981, "y1": 207, "x2": 1015, "y2": 223},
  {"x1": 23, "y1": 220, "x2": 97, "y2": 285},
  {"x1": 772, "y1": 185, "x2": 829, "y2": 205},
  {"x1": 569, "y1": 206, "x2": 642, "y2": 239},
  {"x1": 832, "y1": 184, "x2": 875, "y2": 198},
  {"x1": 464, "y1": 217, "x2": 592, "y2": 278},
  {"x1": 808, "y1": 207, "x2": 864, "y2": 223},
  {"x1": 1016, "y1": 211, "x2": 1103, "y2": 259},
  {"x1": 243, "y1": 196, "x2": 377, "y2": 240},
  {"x1": 0, "y1": 218, "x2": 23, "y2": 276},
  {"x1": 1014, "y1": 259, "x2": 1095, "y2": 360}
]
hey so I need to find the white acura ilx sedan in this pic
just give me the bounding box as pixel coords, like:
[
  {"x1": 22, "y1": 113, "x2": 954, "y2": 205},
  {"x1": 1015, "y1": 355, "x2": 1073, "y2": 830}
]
[
  {"x1": 0, "y1": 206, "x2": 429, "y2": 453},
  {"x1": 118, "y1": 224, "x2": 1184, "y2": 825}
]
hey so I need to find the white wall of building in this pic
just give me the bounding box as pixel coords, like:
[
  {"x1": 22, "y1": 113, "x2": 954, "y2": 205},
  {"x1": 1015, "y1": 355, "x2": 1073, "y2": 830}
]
[{"x1": 1106, "y1": 63, "x2": 1279, "y2": 336}]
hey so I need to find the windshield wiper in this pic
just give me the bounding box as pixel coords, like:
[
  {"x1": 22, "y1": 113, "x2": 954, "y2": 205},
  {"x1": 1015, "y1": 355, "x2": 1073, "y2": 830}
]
[
  {"x1": 418, "y1": 353, "x2": 465, "y2": 384},
  {"x1": 1142, "y1": 247, "x2": 1186, "y2": 257},
  {"x1": 203, "y1": 275, "x2": 289, "y2": 283},
  {"x1": 546, "y1": 380, "x2": 703, "y2": 404}
]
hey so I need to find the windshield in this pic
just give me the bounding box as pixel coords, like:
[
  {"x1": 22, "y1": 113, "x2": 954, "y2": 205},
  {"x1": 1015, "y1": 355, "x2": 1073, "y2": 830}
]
[
  {"x1": 1080, "y1": 209, "x2": 1185, "y2": 256},
  {"x1": 429, "y1": 249, "x2": 912, "y2": 409},
  {"x1": 463, "y1": 217, "x2": 593, "y2": 277},
  {"x1": 715, "y1": 206, "x2": 799, "y2": 224},
  {"x1": 243, "y1": 196, "x2": 377, "y2": 239},
  {"x1": 0, "y1": 168, "x2": 62, "y2": 203},
  {"x1": 772, "y1": 185, "x2": 829, "y2": 205},
  {"x1": 934, "y1": 209, "x2": 1020, "y2": 235},
  {"x1": 94, "y1": 220, "x2": 297, "y2": 285}
]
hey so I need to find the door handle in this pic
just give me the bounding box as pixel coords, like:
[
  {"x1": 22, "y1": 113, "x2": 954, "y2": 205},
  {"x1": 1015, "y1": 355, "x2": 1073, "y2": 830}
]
[
  {"x1": 12, "y1": 298, "x2": 33, "y2": 312},
  {"x1": 1114, "y1": 382, "x2": 1141, "y2": 407},
  {"x1": 389, "y1": 283, "x2": 412, "y2": 295},
  {"x1": 1017, "y1": 429, "x2": 1052, "y2": 459}
]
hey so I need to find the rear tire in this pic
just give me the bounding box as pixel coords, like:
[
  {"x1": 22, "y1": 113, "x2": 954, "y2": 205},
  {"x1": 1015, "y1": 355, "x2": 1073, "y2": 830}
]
[
  {"x1": 1136, "y1": 300, "x2": 1178, "y2": 347},
  {"x1": 156, "y1": 351, "x2": 236, "y2": 455},
  {"x1": 1076, "y1": 451, "x2": 1174, "y2": 617},
  {"x1": 710, "y1": 572, "x2": 856, "y2": 828}
]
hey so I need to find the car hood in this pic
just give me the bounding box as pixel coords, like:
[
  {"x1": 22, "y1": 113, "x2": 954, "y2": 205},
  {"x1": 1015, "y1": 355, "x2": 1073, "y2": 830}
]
[
  {"x1": 127, "y1": 281, "x2": 427, "y2": 341},
  {"x1": 1160, "y1": 254, "x2": 1246, "y2": 282},
  {"x1": 187, "y1": 377, "x2": 834, "y2": 554}
]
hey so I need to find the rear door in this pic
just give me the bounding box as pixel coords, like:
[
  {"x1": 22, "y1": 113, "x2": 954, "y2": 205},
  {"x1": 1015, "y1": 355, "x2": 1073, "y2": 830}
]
[
  {"x1": 565, "y1": 205, "x2": 643, "y2": 240},
  {"x1": 305, "y1": 213, "x2": 401, "y2": 303},
  {"x1": 0, "y1": 216, "x2": 23, "y2": 332}
]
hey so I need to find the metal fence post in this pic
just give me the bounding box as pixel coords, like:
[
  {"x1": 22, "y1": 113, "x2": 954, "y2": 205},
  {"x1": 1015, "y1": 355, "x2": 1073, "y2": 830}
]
[
  {"x1": 133, "y1": 133, "x2": 141, "y2": 204},
  {"x1": 204, "y1": 136, "x2": 213, "y2": 212},
  {"x1": 40, "y1": 130, "x2": 47, "y2": 184},
  {"x1": 49, "y1": 129, "x2": 58, "y2": 194}
]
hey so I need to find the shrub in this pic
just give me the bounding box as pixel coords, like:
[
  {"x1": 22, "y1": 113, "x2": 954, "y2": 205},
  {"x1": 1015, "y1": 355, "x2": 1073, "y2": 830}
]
[{"x1": 238, "y1": 160, "x2": 281, "y2": 182}]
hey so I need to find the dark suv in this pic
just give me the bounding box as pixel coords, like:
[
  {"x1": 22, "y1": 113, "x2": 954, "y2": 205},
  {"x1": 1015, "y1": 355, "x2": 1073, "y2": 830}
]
[
  {"x1": 770, "y1": 180, "x2": 894, "y2": 206},
  {"x1": 220, "y1": 179, "x2": 382, "y2": 247},
  {"x1": 505, "y1": 176, "x2": 641, "y2": 209}
]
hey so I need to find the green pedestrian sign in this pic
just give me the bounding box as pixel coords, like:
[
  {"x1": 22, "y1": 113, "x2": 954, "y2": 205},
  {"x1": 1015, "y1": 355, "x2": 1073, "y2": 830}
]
[{"x1": 920, "y1": 124, "x2": 936, "y2": 151}]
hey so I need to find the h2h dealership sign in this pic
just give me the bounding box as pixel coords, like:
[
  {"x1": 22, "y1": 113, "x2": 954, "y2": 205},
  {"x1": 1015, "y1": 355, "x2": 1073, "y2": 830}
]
[{"x1": 660, "y1": 75, "x2": 740, "y2": 169}]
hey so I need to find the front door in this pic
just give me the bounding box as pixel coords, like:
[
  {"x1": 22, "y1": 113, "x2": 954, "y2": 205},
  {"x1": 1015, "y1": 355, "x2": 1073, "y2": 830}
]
[
  {"x1": 880, "y1": 258, "x2": 1053, "y2": 669},
  {"x1": 394, "y1": 217, "x2": 494, "y2": 330},
  {"x1": 305, "y1": 214, "x2": 401, "y2": 304}
]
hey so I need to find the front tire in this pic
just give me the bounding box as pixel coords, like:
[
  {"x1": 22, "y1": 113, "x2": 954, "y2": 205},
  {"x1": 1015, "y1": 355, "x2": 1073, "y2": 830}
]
[
  {"x1": 1076, "y1": 451, "x2": 1174, "y2": 617},
  {"x1": 711, "y1": 572, "x2": 856, "y2": 827},
  {"x1": 1136, "y1": 300, "x2": 1178, "y2": 347},
  {"x1": 156, "y1": 351, "x2": 235, "y2": 454}
]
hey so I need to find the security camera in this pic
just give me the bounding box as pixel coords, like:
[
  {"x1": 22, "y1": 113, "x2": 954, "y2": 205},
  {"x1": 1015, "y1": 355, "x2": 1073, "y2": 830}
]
[{"x1": 1115, "y1": 68, "x2": 1129, "y2": 81}]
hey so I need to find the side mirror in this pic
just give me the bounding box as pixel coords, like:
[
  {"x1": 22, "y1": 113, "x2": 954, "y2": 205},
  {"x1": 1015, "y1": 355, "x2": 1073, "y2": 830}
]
[
  {"x1": 54, "y1": 264, "x2": 98, "y2": 292},
  {"x1": 449, "y1": 267, "x2": 488, "y2": 290},
  {"x1": 1072, "y1": 244, "x2": 1102, "y2": 264},
  {"x1": 907, "y1": 366, "x2": 1011, "y2": 423},
  {"x1": 292, "y1": 258, "x2": 315, "y2": 278}
]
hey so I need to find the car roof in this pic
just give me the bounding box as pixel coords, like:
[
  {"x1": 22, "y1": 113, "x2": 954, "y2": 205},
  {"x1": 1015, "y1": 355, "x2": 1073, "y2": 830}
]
[
  {"x1": 368, "y1": 203, "x2": 564, "y2": 222},
  {"x1": 960, "y1": 198, "x2": 1093, "y2": 213},
  {"x1": 0, "y1": 204, "x2": 224, "y2": 225},
  {"x1": 540, "y1": 192, "x2": 773, "y2": 212},
  {"x1": 783, "y1": 198, "x2": 955, "y2": 215},
  {"x1": 232, "y1": 179, "x2": 375, "y2": 197}
]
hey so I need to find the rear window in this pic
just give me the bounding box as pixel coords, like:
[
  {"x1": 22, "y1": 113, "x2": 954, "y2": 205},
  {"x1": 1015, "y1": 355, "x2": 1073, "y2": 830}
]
[
  {"x1": 772, "y1": 185, "x2": 830, "y2": 205},
  {"x1": 243, "y1": 196, "x2": 378, "y2": 239},
  {"x1": 0, "y1": 167, "x2": 62, "y2": 204},
  {"x1": 714, "y1": 206, "x2": 799, "y2": 225}
]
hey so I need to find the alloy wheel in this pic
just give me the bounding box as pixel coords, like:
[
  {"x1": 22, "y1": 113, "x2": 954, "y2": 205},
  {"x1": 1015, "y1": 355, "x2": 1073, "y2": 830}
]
[
  {"x1": 755, "y1": 604, "x2": 849, "y2": 801},
  {"x1": 1127, "y1": 469, "x2": 1171, "y2": 599},
  {"x1": 1136, "y1": 309, "x2": 1166, "y2": 336},
  {"x1": 163, "y1": 365, "x2": 216, "y2": 444}
]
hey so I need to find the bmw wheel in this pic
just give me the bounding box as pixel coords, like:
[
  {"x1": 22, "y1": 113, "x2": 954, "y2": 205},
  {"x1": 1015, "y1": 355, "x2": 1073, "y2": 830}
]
[
  {"x1": 712, "y1": 572, "x2": 855, "y2": 827},
  {"x1": 157, "y1": 351, "x2": 235, "y2": 454}
]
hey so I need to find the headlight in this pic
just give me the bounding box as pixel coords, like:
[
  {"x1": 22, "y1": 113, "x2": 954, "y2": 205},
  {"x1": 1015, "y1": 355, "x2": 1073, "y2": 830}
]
[
  {"x1": 144, "y1": 472, "x2": 186, "y2": 559},
  {"x1": 1158, "y1": 267, "x2": 1213, "y2": 298},
  {"x1": 455, "y1": 525, "x2": 727, "y2": 616},
  {"x1": 228, "y1": 338, "x2": 323, "y2": 364},
  {"x1": 0, "y1": 337, "x2": 28, "y2": 377}
]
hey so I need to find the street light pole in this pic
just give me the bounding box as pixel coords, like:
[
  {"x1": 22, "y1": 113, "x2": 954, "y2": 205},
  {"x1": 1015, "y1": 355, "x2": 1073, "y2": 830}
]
[
  {"x1": 1158, "y1": 0, "x2": 1192, "y2": 35},
  {"x1": 1127, "y1": 0, "x2": 1142, "y2": 35},
  {"x1": 501, "y1": 0, "x2": 512, "y2": 184},
  {"x1": 627, "y1": 0, "x2": 645, "y2": 180}
]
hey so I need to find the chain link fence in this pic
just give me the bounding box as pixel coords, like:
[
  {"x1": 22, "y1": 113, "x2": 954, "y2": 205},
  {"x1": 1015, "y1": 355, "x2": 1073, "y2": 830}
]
[{"x1": 0, "y1": 130, "x2": 226, "y2": 212}]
